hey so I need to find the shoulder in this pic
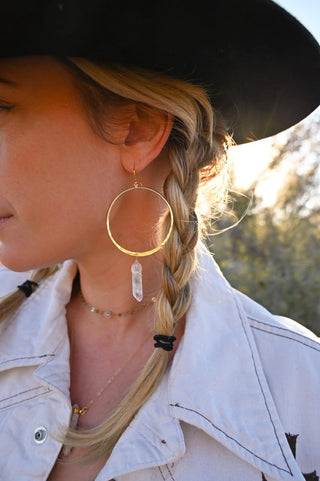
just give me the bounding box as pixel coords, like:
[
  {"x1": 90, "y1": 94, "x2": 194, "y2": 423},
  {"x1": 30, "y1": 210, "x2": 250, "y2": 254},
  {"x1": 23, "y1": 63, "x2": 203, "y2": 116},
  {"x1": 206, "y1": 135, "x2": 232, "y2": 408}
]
[
  {"x1": 233, "y1": 288, "x2": 320, "y2": 406},
  {"x1": 195, "y1": 245, "x2": 320, "y2": 354},
  {"x1": 0, "y1": 265, "x2": 32, "y2": 297},
  {"x1": 234, "y1": 288, "x2": 320, "y2": 351}
]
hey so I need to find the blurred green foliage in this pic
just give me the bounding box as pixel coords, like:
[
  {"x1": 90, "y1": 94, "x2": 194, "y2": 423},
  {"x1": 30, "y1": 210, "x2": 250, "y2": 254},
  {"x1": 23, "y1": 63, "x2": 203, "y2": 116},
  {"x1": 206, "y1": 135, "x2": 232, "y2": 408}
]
[{"x1": 208, "y1": 116, "x2": 320, "y2": 335}]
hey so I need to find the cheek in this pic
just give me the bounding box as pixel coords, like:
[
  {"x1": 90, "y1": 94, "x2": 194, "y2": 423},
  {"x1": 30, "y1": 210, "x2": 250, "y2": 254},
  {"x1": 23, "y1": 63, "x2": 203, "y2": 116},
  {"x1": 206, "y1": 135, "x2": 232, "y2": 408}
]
[
  {"x1": 2, "y1": 113, "x2": 103, "y2": 216},
  {"x1": 0, "y1": 180, "x2": 102, "y2": 272},
  {"x1": 0, "y1": 134, "x2": 110, "y2": 270},
  {"x1": 0, "y1": 95, "x2": 124, "y2": 272}
]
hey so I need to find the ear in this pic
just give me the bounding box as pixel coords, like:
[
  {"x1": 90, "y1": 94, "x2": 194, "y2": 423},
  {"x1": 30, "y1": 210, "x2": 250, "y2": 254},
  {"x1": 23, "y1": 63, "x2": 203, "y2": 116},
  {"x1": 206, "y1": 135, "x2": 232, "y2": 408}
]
[{"x1": 119, "y1": 106, "x2": 174, "y2": 173}]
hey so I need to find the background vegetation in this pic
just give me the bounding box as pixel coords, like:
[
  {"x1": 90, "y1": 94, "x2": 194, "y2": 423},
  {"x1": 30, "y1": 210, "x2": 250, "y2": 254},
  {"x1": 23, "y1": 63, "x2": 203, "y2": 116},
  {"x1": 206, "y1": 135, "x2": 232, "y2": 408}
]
[{"x1": 207, "y1": 116, "x2": 320, "y2": 335}]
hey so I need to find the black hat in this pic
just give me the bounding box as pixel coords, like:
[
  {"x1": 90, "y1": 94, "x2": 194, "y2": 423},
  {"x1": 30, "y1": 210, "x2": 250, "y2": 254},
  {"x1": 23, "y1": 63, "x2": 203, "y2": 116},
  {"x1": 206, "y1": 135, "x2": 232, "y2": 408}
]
[{"x1": 1, "y1": 0, "x2": 319, "y2": 143}]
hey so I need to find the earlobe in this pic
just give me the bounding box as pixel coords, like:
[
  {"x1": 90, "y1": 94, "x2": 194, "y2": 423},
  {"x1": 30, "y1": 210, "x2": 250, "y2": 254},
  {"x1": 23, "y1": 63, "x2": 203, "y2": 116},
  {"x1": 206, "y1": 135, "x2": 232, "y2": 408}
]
[{"x1": 121, "y1": 109, "x2": 173, "y2": 173}]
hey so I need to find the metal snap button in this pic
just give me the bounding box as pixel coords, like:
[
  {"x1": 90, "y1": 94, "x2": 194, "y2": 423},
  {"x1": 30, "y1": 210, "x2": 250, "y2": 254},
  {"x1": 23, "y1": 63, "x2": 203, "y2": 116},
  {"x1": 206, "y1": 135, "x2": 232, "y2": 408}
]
[{"x1": 34, "y1": 426, "x2": 47, "y2": 444}]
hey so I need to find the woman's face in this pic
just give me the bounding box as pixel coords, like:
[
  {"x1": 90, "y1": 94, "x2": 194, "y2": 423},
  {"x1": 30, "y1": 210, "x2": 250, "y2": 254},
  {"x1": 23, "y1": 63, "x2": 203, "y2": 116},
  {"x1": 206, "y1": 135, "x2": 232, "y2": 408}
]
[{"x1": 0, "y1": 56, "x2": 125, "y2": 271}]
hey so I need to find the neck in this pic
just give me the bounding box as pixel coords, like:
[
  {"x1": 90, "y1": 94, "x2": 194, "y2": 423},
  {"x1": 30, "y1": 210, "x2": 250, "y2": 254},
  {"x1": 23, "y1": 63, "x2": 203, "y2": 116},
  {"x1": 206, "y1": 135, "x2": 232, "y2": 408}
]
[
  {"x1": 77, "y1": 250, "x2": 161, "y2": 309},
  {"x1": 67, "y1": 243, "x2": 163, "y2": 341}
]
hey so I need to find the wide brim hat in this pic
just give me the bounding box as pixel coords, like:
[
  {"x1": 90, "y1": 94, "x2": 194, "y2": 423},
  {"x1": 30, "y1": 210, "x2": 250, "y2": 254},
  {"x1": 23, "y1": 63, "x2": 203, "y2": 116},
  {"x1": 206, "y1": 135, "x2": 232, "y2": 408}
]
[{"x1": 0, "y1": 0, "x2": 319, "y2": 143}]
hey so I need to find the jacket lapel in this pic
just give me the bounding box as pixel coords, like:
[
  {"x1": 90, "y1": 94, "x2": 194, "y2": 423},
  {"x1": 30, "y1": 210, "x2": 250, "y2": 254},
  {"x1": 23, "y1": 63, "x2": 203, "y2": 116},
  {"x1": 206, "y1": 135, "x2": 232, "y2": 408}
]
[
  {"x1": 98, "y1": 247, "x2": 304, "y2": 480},
  {"x1": 0, "y1": 251, "x2": 306, "y2": 480},
  {"x1": 0, "y1": 261, "x2": 77, "y2": 398},
  {"x1": 168, "y1": 247, "x2": 304, "y2": 480},
  {"x1": 96, "y1": 372, "x2": 185, "y2": 480}
]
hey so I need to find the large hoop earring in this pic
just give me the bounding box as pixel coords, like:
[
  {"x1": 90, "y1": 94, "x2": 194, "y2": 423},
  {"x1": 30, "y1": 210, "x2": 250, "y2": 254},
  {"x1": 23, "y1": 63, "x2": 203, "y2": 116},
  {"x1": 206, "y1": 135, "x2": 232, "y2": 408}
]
[{"x1": 106, "y1": 170, "x2": 174, "y2": 302}]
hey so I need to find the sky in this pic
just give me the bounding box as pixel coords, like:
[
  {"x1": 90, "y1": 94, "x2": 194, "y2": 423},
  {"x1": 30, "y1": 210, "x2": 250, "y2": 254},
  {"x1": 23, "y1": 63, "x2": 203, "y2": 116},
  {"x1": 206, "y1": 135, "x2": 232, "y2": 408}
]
[
  {"x1": 276, "y1": 0, "x2": 320, "y2": 43},
  {"x1": 231, "y1": 0, "x2": 320, "y2": 202}
]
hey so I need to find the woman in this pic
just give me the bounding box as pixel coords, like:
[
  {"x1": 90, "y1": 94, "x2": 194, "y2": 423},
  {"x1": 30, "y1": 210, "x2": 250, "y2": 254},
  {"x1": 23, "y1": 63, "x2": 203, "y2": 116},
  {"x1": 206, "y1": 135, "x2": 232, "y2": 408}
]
[{"x1": 0, "y1": 1, "x2": 319, "y2": 480}]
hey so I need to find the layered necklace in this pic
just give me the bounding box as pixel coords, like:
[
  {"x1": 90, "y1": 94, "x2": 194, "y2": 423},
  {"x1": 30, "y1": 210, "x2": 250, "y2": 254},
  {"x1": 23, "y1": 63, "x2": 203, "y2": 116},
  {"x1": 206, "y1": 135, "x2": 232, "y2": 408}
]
[
  {"x1": 62, "y1": 289, "x2": 154, "y2": 457},
  {"x1": 79, "y1": 290, "x2": 155, "y2": 319}
]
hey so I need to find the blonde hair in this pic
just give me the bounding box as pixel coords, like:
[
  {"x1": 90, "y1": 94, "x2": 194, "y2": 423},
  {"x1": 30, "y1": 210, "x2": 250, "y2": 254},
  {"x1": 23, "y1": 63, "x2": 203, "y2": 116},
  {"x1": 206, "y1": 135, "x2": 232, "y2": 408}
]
[{"x1": 0, "y1": 57, "x2": 231, "y2": 460}]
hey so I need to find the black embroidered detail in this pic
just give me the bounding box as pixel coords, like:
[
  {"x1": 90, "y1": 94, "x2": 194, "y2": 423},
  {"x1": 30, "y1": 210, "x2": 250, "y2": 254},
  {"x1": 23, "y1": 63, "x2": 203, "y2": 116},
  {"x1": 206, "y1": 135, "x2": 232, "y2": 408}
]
[
  {"x1": 153, "y1": 334, "x2": 176, "y2": 351},
  {"x1": 304, "y1": 472, "x2": 319, "y2": 481},
  {"x1": 286, "y1": 433, "x2": 298, "y2": 458},
  {"x1": 17, "y1": 280, "x2": 38, "y2": 297},
  {"x1": 261, "y1": 433, "x2": 319, "y2": 480}
]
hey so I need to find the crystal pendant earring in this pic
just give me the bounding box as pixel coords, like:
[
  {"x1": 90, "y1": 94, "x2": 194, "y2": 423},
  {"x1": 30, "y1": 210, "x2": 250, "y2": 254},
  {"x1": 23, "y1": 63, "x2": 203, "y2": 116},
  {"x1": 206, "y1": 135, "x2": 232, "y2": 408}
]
[{"x1": 106, "y1": 170, "x2": 174, "y2": 302}]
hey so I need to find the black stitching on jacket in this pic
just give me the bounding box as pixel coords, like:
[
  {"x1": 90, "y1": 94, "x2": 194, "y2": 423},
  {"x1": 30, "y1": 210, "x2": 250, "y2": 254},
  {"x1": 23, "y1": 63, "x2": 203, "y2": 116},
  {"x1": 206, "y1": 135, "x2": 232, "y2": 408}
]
[
  {"x1": 170, "y1": 403, "x2": 292, "y2": 474},
  {"x1": 0, "y1": 389, "x2": 51, "y2": 410},
  {"x1": 0, "y1": 385, "x2": 49, "y2": 403},
  {"x1": 158, "y1": 465, "x2": 175, "y2": 481},
  {"x1": 249, "y1": 321, "x2": 320, "y2": 353},
  {"x1": 166, "y1": 464, "x2": 176, "y2": 481},
  {"x1": 248, "y1": 317, "x2": 319, "y2": 343},
  {"x1": 0, "y1": 353, "x2": 55, "y2": 366},
  {"x1": 158, "y1": 466, "x2": 166, "y2": 480},
  {"x1": 262, "y1": 433, "x2": 319, "y2": 481},
  {"x1": 234, "y1": 299, "x2": 293, "y2": 474}
]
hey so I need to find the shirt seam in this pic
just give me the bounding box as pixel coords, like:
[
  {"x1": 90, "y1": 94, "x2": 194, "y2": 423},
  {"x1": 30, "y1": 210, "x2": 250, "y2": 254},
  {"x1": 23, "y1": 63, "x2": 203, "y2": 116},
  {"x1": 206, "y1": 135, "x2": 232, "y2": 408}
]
[
  {"x1": 170, "y1": 403, "x2": 291, "y2": 475},
  {"x1": 158, "y1": 466, "x2": 166, "y2": 480},
  {"x1": 233, "y1": 293, "x2": 293, "y2": 474},
  {"x1": 251, "y1": 325, "x2": 320, "y2": 352},
  {"x1": 248, "y1": 318, "x2": 320, "y2": 352},
  {"x1": 0, "y1": 353, "x2": 55, "y2": 366},
  {"x1": 0, "y1": 388, "x2": 52, "y2": 410},
  {"x1": 158, "y1": 465, "x2": 176, "y2": 481},
  {"x1": 0, "y1": 385, "x2": 50, "y2": 403},
  {"x1": 166, "y1": 464, "x2": 176, "y2": 481}
]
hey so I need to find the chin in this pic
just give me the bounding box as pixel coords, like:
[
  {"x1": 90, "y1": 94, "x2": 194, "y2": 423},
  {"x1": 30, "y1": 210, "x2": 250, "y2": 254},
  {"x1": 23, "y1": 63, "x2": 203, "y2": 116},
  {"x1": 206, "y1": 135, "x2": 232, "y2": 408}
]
[
  {"x1": 0, "y1": 256, "x2": 34, "y2": 273},
  {"x1": 0, "y1": 247, "x2": 55, "y2": 273}
]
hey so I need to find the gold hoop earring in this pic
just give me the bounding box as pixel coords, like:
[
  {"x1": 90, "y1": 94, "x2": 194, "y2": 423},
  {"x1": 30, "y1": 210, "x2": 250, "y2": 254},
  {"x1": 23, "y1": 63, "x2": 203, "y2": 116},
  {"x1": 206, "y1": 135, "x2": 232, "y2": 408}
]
[{"x1": 106, "y1": 170, "x2": 174, "y2": 302}]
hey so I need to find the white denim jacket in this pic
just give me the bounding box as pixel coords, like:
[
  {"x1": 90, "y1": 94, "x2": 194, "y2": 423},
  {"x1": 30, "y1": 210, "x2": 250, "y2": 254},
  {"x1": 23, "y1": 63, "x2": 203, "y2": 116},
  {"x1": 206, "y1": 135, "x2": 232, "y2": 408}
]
[{"x1": 0, "y1": 247, "x2": 319, "y2": 481}]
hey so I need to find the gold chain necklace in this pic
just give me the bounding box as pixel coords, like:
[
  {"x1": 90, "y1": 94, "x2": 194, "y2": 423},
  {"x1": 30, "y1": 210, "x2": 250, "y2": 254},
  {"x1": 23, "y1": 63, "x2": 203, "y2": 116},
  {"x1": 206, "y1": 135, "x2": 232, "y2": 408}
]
[
  {"x1": 79, "y1": 289, "x2": 155, "y2": 319},
  {"x1": 72, "y1": 333, "x2": 151, "y2": 416},
  {"x1": 73, "y1": 289, "x2": 155, "y2": 416},
  {"x1": 63, "y1": 332, "x2": 151, "y2": 457}
]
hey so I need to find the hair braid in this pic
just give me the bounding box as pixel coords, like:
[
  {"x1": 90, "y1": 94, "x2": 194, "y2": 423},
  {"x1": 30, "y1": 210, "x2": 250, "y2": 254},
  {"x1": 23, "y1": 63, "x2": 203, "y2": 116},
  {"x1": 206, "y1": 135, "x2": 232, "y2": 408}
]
[
  {"x1": 0, "y1": 266, "x2": 58, "y2": 323},
  {"x1": 155, "y1": 144, "x2": 200, "y2": 338},
  {"x1": 155, "y1": 99, "x2": 219, "y2": 337}
]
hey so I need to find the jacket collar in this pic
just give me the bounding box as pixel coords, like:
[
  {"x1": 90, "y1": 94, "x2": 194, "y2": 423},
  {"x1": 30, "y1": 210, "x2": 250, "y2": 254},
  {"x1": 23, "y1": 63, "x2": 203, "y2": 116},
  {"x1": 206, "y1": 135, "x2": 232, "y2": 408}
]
[
  {"x1": 102, "y1": 246, "x2": 304, "y2": 480},
  {"x1": 0, "y1": 261, "x2": 77, "y2": 397},
  {"x1": 167, "y1": 246, "x2": 304, "y2": 480},
  {"x1": 0, "y1": 251, "x2": 303, "y2": 480}
]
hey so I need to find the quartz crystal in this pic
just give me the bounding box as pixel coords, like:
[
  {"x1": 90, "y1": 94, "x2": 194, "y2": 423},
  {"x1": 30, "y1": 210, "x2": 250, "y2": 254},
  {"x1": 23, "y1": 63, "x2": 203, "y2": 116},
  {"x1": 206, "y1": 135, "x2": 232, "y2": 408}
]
[
  {"x1": 62, "y1": 404, "x2": 80, "y2": 456},
  {"x1": 131, "y1": 259, "x2": 143, "y2": 302}
]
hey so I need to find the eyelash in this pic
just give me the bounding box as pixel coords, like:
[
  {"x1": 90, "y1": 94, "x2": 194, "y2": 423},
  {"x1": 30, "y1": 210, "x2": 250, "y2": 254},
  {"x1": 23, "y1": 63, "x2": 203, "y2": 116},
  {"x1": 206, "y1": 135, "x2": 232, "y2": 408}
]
[{"x1": 0, "y1": 105, "x2": 13, "y2": 112}]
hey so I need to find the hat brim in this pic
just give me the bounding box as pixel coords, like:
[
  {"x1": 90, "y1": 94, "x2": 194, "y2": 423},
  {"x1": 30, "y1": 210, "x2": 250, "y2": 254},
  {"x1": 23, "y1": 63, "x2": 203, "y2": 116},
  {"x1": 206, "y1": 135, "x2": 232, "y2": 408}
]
[{"x1": 0, "y1": 0, "x2": 319, "y2": 143}]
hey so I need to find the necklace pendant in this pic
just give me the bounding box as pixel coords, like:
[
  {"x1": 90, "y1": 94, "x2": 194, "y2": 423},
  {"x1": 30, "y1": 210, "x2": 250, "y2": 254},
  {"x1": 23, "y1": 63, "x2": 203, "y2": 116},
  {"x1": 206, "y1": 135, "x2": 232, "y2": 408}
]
[
  {"x1": 61, "y1": 403, "x2": 80, "y2": 457},
  {"x1": 131, "y1": 259, "x2": 143, "y2": 302}
]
